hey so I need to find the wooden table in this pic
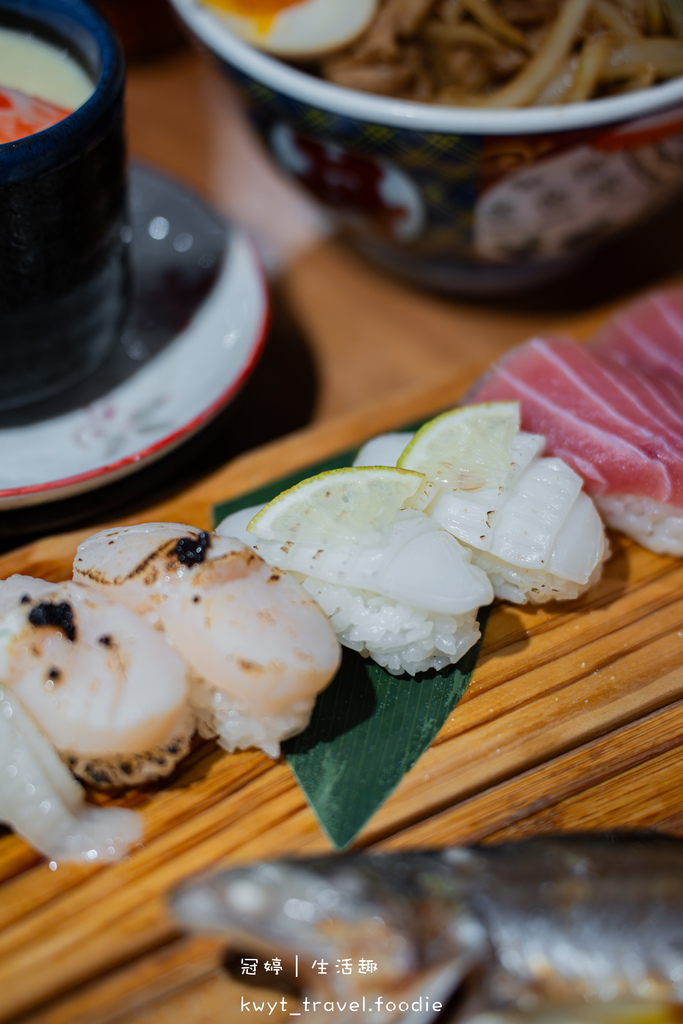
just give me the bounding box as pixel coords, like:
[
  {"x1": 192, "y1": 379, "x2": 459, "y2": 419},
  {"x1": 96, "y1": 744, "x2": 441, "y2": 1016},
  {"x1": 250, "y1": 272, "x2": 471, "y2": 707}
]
[{"x1": 1, "y1": 41, "x2": 683, "y2": 1024}]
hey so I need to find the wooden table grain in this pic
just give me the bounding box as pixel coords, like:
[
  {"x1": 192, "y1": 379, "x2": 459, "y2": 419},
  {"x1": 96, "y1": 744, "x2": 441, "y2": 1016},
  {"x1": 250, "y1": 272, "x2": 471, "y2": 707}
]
[{"x1": 1, "y1": 40, "x2": 683, "y2": 1024}]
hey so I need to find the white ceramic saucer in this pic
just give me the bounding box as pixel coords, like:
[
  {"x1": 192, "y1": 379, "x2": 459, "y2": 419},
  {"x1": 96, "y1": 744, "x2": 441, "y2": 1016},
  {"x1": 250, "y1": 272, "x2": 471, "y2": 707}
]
[{"x1": 0, "y1": 164, "x2": 269, "y2": 510}]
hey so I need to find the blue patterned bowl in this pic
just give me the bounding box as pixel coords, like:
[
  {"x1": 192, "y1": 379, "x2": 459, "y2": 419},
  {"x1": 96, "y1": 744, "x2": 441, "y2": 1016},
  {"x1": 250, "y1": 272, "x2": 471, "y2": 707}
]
[
  {"x1": 171, "y1": 0, "x2": 683, "y2": 296},
  {"x1": 0, "y1": 0, "x2": 126, "y2": 410}
]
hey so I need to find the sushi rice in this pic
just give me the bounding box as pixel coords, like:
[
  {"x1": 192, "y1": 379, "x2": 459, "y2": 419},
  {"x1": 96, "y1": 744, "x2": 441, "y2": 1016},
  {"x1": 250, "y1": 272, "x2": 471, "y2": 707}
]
[
  {"x1": 297, "y1": 576, "x2": 481, "y2": 676},
  {"x1": 595, "y1": 494, "x2": 683, "y2": 558}
]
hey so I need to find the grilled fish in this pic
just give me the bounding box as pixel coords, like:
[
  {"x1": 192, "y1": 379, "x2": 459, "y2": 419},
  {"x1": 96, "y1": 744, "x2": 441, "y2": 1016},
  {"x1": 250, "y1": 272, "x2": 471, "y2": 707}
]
[{"x1": 171, "y1": 836, "x2": 683, "y2": 1023}]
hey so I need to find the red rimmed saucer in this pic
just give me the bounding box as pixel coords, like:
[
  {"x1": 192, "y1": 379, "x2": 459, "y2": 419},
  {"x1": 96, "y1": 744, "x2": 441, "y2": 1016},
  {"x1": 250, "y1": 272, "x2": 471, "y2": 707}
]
[{"x1": 0, "y1": 165, "x2": 269, "y2": 510}]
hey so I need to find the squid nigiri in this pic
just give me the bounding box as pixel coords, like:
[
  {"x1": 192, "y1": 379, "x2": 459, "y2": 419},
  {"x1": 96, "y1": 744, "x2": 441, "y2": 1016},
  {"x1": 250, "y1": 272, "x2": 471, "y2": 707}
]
[
  {"x1": 353, "y1": 404, "x2": 608, "y2": 604},
  {"x1": 217, "y1": 467, "x2": 494, "y2": 677}
]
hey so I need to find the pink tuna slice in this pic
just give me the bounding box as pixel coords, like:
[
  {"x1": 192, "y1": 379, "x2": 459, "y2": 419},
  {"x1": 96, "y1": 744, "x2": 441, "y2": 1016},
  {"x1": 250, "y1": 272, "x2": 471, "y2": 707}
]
[
  {"x1": 592, "y1": 288, "x2": 683, "y2": 388},
  {"x1": 469, "y1": 337, "x2": 683, "y2": 505}
]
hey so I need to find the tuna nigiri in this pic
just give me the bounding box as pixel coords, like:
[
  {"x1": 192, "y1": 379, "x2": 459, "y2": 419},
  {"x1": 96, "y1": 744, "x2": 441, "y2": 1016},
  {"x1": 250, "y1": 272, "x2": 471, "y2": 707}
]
[
  {"x1": 469, "y1": 338, "x2": 683, "y2": 557},
  {"x1": 592, "y1": 287, "x2": 683, "y2": 389}
]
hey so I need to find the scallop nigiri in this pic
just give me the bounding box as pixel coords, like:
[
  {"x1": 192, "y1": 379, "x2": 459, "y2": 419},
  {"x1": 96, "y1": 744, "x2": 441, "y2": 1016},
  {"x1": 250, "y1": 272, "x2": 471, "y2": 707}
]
[
  {"x1": 0, "y1": 577, "x2": 194, "y2": 787},
  {"x1": 73, "y1": 523, "x2": 342, "y2": 758},
  {"x1": 0, "y1": 682, "x2": 142, "y2": 863},
  {"x1": 353, "y1": 404, "x2": 607, "y2": 604},
  {"x1": 218, "y1": 467, "x2": 494, "y2": 677}
]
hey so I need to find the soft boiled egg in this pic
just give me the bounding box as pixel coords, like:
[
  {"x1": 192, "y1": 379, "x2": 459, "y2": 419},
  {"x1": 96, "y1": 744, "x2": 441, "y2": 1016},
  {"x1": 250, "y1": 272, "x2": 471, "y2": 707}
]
[{"x1": 204, "y1": 0, "x2": 378, "y2": 58}]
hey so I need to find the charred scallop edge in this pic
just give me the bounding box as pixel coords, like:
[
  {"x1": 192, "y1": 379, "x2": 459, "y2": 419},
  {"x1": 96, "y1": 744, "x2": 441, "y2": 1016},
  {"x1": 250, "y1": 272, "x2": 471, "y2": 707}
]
[
  {"x1": 172, "y1": 531, "x2": 212, "y2": 566},
  {"x1": 64, "y1": 720, "x2": 195, "y2": 788},
  {"x1": 27, "y1": 601, "x2": 77, "y2": 642},
  {"x1": 78, "y1": 536, "x2": 197, "y2": 586}
]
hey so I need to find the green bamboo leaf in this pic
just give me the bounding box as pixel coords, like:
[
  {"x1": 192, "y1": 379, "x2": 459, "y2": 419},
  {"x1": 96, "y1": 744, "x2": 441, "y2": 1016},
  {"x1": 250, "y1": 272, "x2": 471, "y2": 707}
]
[
  {"x1": 213, "y1": 440, "x2": 487, "y2": 850},
  {"x1": 283, "y1": 620, "x2": 486, "y2": 849}
]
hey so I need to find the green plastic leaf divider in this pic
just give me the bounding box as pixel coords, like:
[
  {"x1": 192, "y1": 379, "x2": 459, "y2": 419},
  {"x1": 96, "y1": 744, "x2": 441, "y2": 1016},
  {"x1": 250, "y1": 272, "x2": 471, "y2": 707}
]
[{"x1": 213, "y1": 441, "x2": 487, "y2": 849}]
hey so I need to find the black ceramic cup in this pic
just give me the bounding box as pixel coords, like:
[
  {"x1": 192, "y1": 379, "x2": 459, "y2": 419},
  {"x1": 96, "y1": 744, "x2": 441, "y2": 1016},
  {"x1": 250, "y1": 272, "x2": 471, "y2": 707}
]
[{"x1": 0, "y1": 0, "x2": 127, "y2": 410}]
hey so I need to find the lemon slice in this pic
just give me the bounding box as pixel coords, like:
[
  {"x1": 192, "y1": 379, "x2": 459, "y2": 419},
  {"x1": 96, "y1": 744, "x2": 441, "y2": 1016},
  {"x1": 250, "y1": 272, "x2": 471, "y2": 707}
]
[
  {"x1": 398, "y1": 402, "x2": 520, "y2": 492},
  {"x1": 247, "y1": 466, "x2": 425, "y2": 545}
]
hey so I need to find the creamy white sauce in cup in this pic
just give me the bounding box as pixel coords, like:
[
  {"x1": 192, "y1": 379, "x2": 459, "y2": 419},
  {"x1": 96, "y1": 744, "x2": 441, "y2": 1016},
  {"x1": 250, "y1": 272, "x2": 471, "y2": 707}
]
[{"x1": 0, "y1": 26, "x2": 94, "y2": 109}]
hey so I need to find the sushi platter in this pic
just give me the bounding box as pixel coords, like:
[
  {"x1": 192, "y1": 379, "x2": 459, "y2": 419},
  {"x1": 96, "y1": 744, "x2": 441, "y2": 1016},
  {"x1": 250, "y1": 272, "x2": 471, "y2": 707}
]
[
  {"x1": 3, "y1": 34, "x2": 683, "y2": 1024},
  {"x1": 0, "y1": 306, "x2": 682, "y2": 1021}
]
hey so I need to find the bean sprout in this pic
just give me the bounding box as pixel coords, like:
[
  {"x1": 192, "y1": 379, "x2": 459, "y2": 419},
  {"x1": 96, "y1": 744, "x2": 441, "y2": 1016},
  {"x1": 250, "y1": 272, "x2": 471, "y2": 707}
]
[{"x1": 318, "y1": 0, "x2": 683, "y2": 106}]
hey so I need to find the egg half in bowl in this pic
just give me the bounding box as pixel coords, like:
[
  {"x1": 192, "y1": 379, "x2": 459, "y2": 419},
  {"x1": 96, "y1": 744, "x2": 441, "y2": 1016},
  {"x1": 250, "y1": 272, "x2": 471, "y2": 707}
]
[{"x1": 204, "y1": 0, "x2": 377, "y2": 58}]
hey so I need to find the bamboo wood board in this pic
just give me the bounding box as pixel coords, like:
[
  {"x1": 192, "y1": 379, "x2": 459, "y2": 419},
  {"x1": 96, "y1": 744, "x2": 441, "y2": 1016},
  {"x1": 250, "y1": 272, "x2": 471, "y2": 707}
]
[{"x1": 0, "y1": 343, "x2": 682, "y2": 1024}]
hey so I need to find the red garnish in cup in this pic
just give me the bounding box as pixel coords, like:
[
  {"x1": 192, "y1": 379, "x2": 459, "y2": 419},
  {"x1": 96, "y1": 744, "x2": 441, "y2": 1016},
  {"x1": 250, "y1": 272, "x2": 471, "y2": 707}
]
[{"x1": 0, "y1": 85, "x2": 72, "y2": 144}]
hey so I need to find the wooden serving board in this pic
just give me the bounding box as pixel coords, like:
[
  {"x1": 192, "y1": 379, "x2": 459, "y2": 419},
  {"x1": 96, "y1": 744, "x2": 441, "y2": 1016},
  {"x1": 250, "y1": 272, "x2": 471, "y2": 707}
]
[{"x1": 1, "y1": 357, "x2": 682, "y2": 1024}]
